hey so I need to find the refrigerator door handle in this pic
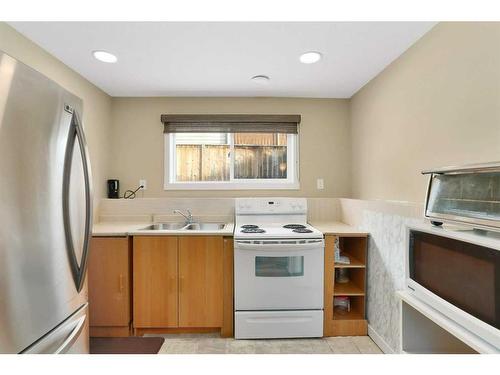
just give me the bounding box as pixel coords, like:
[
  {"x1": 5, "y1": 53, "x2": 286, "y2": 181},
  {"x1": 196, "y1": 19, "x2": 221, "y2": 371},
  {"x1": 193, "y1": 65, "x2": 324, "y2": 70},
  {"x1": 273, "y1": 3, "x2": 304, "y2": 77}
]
[
  {"x1": 21, "y1": 304, "x2": 88, "y2": 354},
  {"x1": 54, "y1": 315, "x2": 86, "y2": 354},
  {"x1": 62, "y1": 109, "x2": 93, "y2": 292}
]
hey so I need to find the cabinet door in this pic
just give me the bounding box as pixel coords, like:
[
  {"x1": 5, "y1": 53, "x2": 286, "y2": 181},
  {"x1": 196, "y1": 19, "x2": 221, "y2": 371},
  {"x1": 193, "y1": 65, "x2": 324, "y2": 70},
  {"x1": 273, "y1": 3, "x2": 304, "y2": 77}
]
[
  {"x1": 179, "y1": 236, "x2": 223, "y2": 327},
  {"x1": 88, "y1": 237, "x2": 130, "y2": 327},
  {"x1": 133, "y1": 236, "x2": 178, "y2": 328}
]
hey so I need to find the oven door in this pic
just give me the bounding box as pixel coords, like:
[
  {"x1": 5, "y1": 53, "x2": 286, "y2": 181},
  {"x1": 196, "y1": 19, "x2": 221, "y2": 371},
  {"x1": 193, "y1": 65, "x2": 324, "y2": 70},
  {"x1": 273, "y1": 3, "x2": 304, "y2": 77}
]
[{"x1": 234, "y1": 239, "x2": 324, "y2": 310}]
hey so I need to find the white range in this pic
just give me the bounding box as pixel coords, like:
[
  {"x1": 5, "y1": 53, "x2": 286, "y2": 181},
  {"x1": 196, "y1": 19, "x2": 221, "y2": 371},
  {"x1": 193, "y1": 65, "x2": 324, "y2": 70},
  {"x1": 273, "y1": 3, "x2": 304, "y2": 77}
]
[{"x1": 234, "y1": 198, "x2": 325, "y2": 339}]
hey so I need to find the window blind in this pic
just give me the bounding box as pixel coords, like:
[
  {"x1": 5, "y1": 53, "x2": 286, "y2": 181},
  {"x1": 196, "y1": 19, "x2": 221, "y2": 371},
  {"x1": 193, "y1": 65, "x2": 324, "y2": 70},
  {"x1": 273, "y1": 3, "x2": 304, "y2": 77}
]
[{"x1": 161, "y1": 114, "x2": 300, "y2": 134}]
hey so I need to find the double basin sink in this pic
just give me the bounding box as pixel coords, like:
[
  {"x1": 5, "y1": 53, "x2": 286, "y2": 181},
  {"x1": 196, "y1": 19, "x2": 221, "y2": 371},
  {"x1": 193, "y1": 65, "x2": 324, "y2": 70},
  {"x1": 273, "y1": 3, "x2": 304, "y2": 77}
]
[{"x1": 140, "y1": 222, "x2": 226, "y2": 231}]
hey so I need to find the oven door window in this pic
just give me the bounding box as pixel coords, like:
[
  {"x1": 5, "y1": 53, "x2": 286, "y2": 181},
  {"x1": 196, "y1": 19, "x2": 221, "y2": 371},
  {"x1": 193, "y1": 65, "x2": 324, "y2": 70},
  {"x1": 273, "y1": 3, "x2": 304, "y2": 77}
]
[{"x1": 255, "y1": 256, "x2": 304, "y2": 277}]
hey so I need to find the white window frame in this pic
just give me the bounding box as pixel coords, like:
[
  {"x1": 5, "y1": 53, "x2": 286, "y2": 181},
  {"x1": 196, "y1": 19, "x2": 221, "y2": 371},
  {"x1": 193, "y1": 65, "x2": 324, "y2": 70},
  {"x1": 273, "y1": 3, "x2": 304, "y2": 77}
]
[{"x1": 164, "y1": 132, "x2": 300, "y2": 190}]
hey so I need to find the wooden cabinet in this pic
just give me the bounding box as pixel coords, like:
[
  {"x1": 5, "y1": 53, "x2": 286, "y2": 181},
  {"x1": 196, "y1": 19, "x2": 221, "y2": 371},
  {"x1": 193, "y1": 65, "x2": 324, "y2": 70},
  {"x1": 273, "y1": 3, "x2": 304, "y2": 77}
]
[
  {"x1": 88, "y1": 237, "x2": 131, "y2": 337},
  {"x1": 324, "y1": 234, "x2": 368, "y2": 337},
  {"x1": 132, "y1": 235, "x2": 233, "y2": 336},
  {"x1": 133, "y1": 236, "x2": 178, "y2": 328},
  {"x1": 179, "y1": 236, "x2": 224, "y2": 327}
]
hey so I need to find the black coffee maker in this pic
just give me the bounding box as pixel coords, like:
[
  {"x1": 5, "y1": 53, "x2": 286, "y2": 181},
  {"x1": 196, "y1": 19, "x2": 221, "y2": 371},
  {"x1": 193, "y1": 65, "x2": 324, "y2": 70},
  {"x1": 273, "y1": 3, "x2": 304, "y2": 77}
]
[{"x1": 107, "y1": 179, "x2": 120, "y2": 199}]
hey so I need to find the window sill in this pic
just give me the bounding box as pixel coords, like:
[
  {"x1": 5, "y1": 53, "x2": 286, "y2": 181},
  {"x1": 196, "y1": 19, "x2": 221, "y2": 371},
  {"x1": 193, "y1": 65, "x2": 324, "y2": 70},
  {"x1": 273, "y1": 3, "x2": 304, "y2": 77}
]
[{"x1": 164, "y1": 181, "x2": 300, "y2": 191}]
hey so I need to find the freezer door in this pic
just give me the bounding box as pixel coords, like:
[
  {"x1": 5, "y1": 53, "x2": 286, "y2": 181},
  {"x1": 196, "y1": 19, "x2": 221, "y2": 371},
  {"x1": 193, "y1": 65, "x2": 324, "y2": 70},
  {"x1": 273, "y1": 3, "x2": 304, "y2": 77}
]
[
  {"x1": 0, "y1": 51, "x2": 90, "y2": 353},
  {"x1": 23, "y1": 303, "x2": 89, "y2": 354}
]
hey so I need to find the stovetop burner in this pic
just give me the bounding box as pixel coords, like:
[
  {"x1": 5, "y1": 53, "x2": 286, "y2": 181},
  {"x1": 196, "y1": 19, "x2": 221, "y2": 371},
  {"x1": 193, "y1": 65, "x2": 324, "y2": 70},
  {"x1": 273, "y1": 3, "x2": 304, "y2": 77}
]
[
  {"x1": 241, "y1": 224, "x2": 259, "y2": 229},
  {"x1": 241, "y1": 228, "x2": 266, "y2": 234},
  {"x1": 283, "y1": 224, "x2": 307, "y2": 229},
  {"x1": 292, "y1": 228, "x2": 313, "y2": 233}
]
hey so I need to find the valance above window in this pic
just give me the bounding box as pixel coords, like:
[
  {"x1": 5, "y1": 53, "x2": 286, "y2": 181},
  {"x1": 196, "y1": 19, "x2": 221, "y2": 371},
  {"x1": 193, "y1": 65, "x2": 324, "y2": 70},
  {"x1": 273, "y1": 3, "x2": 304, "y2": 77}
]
[{"x1": 161, "y1": 114, "x2": 301, "y2": 134}]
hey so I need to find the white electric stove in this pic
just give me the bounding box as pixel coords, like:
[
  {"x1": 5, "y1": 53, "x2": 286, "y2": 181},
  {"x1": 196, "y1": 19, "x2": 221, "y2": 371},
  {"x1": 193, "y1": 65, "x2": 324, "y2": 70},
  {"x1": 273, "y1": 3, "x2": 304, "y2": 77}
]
[
  {"x1": 235, "y1": 223, "x2": 323, "y2": 240},
  {"x1": 234, "y1": 198, "x2": 325, "y2": 339}
]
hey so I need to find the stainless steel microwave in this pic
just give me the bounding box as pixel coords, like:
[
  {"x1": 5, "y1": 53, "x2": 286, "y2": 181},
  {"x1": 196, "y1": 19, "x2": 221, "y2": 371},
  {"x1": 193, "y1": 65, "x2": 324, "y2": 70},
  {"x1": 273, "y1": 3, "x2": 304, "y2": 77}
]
[{"x1": 423, "y1": 161, "x2": 500, "y2": 231}]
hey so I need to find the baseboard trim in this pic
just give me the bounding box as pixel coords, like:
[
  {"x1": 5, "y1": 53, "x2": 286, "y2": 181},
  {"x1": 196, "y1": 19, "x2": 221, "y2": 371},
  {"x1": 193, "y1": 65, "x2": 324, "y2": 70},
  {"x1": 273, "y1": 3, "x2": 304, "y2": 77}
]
[
  {"x1": 90, "y1": 326, "x2": 131, "y2": 337},
  {"x1": 368, "y1": 325, "x2": 395, "y2": 354},
  {"x1": 134, "y1": 327, "x2": 221, "y2": 336}
]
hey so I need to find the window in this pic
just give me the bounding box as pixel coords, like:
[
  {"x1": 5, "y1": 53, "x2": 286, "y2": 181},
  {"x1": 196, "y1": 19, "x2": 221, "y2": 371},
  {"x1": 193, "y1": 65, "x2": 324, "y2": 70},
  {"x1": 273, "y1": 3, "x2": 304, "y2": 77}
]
[
  {"x1": 165, "y1": 132, "x2": 298, "y2": 189},
  {"x1": 162, "y1": 114, "x2": 300, "y2": 190}
]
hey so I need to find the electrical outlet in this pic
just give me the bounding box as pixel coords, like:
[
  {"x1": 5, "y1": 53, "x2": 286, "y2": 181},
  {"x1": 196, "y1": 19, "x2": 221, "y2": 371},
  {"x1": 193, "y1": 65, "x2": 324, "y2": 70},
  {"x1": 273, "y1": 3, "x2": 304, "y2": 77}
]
[
  {"x1": 139, "y1": 179, "x2": 147, "y2": 190},
  {"x1": 316, "y1": 178, "x2": 324, "y2": 190}
]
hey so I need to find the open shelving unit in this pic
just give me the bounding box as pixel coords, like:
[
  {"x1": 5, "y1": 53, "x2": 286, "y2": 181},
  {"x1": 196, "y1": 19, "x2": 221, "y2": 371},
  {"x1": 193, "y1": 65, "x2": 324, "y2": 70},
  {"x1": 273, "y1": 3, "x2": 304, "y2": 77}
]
[
  {"x1": 324, "y1": 234, "x2": 368, "y2": 336},
  {"x1": 334, "y1": 282, "x2": 365, "y2": 296},
  {"x1": 397, "y1": 291, "x2": 492, "y2": 353}
]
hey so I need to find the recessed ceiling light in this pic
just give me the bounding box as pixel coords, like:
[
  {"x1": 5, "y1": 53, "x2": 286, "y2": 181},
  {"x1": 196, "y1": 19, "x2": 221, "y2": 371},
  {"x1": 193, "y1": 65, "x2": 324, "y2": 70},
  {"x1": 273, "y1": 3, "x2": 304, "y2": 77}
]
[
  {"x1": 299, "y1": 51, "x2": 322, "y2": 64},
  {"x1": 92, "y1": 50, "x2": 117, "y2": 63},
  {"x1": 251, "y1": 75, "x2": 270, "y2": 84}
]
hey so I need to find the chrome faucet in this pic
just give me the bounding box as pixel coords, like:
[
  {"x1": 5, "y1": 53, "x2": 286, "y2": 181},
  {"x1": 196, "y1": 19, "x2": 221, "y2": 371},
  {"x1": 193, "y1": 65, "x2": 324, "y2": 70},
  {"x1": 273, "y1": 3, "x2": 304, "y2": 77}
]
[{"x1": 173, "y1": 209, "x2": 193, "y2": 225}]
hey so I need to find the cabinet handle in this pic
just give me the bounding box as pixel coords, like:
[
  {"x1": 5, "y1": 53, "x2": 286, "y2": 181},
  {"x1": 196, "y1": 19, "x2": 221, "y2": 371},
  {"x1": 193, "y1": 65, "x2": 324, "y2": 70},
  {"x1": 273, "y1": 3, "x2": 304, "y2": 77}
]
[{"x1": 119, "y1": 274, "x2": 124, "y2": 293}]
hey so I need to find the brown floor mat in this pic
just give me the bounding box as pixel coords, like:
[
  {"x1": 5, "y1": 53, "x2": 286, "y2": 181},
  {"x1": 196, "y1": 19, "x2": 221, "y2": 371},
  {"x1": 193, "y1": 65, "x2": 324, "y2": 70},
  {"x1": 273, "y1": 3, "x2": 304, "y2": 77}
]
[{"x1": 90, "y1": 337, "x2": 165, "y2": 354}]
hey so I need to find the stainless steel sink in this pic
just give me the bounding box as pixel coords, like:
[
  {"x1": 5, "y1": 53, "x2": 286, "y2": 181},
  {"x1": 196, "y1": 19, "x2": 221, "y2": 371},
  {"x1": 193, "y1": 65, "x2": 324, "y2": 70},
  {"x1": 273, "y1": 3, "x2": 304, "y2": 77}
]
[
  {"x1": 184, "y1": 223, "x2": 226, "y2": 231},
  {"x1": 140, "y1": 222, "x2": 226, "y2": 231},
  {"x1": 141, "y1": 222, "x2": 187, "y2": 230}
]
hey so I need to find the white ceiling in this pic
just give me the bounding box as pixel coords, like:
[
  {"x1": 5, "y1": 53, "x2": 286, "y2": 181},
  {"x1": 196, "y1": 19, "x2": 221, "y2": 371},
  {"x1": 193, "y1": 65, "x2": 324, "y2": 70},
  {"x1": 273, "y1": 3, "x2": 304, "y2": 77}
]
[{"x1": 10, "y1": 22, "x2": 436, "y2": 98}]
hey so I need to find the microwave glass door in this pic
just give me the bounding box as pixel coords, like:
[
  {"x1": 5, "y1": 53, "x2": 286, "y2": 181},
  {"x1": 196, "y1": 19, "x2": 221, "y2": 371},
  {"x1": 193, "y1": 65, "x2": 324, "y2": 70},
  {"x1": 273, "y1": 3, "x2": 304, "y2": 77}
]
[
  {"x1": 426, "y1": 172, "x2": 500, "y2": 224},
  {"x1": 409, "y1": 230, "x2": 500, "y2": 329}
]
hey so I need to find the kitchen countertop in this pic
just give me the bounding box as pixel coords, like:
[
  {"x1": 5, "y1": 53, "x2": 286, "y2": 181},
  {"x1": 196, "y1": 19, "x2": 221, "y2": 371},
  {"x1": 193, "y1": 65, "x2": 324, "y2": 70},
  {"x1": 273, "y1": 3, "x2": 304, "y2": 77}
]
[
  {"x1": 92, "y1": 221, "x2": 235, "y2": 237},
  {"x1": 93, "y1": 220, "x2": 365, "y2": 238},
  {"x1": 309, "y1": 221, "x2": 369, "y2": 237}
]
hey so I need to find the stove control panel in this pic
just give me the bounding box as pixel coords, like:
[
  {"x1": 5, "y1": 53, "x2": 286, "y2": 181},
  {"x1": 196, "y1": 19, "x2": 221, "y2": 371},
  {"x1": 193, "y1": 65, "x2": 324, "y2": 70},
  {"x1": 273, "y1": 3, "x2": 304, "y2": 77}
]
[{"x1": 235, "y1": 198, "x2": 307, "y2": 215}]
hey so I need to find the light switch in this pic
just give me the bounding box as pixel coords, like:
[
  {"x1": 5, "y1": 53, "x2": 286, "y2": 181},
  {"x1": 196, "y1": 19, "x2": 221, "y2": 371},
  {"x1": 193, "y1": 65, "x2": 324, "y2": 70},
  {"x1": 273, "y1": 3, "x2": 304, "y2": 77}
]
[{"x1": 316, "y1": 178, "x2": 324, "y2": 190}]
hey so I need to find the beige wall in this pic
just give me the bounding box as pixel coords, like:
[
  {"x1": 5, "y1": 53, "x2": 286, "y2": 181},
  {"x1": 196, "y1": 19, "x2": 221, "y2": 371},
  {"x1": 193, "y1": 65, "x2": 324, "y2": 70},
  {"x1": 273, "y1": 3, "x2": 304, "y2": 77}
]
[
  {"x1": 351, "y1": 22, "x2": 500, "y2": 204},
  {"x1": 0, "y1": 23, "x2": 112, "y2": 218},
  {"x1": 110, "y1": 97, "x2": 351, "y2": 198},
  {"x1": 7, "y1": 21, "x2": 498, "y2": 207}
]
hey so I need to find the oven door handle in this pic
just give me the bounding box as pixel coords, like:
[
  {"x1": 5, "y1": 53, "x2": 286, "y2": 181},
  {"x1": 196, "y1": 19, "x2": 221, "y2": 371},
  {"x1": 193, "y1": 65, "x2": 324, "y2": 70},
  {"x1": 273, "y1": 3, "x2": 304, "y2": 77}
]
[{"x1": 234, "y1": 240, "x2": 324, "y2": 252}]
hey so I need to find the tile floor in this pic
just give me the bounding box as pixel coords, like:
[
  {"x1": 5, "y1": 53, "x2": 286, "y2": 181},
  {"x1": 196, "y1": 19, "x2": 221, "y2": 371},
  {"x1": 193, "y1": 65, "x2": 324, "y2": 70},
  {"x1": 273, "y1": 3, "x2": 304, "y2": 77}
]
[{"x1": 149, "y1": 334, "x2": 383, "y2": 354}]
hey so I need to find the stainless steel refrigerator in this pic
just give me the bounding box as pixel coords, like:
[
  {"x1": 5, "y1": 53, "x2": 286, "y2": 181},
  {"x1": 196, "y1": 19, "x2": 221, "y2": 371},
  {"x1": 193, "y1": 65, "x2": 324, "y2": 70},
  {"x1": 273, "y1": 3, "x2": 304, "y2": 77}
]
[{"x1": 0, "y1": 50, "x2": 92, "y2": 353}]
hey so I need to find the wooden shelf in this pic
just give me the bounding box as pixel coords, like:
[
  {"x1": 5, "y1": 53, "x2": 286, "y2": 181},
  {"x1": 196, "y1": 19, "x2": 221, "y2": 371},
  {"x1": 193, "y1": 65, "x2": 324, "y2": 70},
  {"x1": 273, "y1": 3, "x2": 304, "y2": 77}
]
[
  {"x1": 334, "y1": 281, "x2": 365, "y2": 296},
  {"x1": 333, "y1": 309, "x2": 364, "y2": 320},
  {"x1": 340, "y1": 237, "x2": 367, "y2": 264},
  {"x1": 324, "y1": 235, "x2": 368, "y2": 337},
  {"x1": 334, "y1": 254, "x2": 365, "y2": 268}
]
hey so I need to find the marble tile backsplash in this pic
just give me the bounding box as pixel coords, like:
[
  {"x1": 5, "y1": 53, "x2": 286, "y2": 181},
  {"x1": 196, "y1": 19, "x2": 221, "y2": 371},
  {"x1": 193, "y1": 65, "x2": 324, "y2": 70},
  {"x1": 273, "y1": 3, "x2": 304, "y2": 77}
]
[
  {"x1": 338, "y1": 198, "x2": 425, "y2": 353},
  {"x1": 98, "y1": 197, "x2": 341, "y2": 223},
  {"x1": 361, "y1": 210, "x2": 422, "y2": 352},
  {"x1": 306, "y1": 198, "x2": 341, "y2": 222},
  {"x1": 99, "y1": 198, "x2": 235, "y2": 222}
]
